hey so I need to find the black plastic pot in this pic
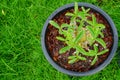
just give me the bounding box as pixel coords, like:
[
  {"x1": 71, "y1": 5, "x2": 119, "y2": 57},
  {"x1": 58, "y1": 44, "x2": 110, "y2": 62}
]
[{"x1": 41, "y1": 2, "x2": 118, "y2": 76}]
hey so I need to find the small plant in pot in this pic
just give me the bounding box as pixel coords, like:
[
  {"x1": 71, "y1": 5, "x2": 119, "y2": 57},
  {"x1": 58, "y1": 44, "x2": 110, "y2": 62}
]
[{"x1": 41, "y1": 2, "x2": 118, "y2": 76}]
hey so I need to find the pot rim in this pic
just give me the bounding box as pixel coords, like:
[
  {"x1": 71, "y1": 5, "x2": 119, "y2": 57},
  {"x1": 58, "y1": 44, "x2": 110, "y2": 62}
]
[{"x1": 41, "y1": 2, "x2": 118, "y2": 76}]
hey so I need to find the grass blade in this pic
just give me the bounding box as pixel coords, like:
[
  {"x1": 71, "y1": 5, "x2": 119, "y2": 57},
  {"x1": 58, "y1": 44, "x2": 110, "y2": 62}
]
[{"x1": 1, "y1": 59, "x2": 16, "y2": 72}]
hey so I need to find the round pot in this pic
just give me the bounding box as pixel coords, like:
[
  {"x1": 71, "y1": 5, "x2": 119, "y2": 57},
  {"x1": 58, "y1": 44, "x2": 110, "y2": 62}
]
[{"x1": 41, "y1": 2, "x2": 118, "y2": 76}]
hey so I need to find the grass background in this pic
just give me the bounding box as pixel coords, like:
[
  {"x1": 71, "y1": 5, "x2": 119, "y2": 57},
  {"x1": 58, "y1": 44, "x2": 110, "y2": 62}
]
[{"x1": 0, "y1": 0, "x2": 120, "y2": 80}]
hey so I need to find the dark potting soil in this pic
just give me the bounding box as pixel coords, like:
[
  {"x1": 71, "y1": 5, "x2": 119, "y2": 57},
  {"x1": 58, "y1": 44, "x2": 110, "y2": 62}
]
[{"x1": 45, "y1": 8, "x2": 113, "y2": 72}]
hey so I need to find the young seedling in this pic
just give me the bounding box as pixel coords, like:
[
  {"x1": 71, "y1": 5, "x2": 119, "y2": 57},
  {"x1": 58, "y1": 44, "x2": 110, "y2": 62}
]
[{"x1": 49, "y1": 2, "x2": 109, "y2": 65}]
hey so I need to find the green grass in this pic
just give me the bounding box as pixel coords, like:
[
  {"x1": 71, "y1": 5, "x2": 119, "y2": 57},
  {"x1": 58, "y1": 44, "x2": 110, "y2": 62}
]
[{"x1": 0, "y1": 0, "x2": 120, "y2": 80}]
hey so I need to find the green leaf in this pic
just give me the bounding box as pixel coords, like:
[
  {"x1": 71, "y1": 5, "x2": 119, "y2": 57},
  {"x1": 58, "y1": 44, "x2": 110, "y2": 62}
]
[
  {"x1": 75, "y1": 2, "x2": 78, "y2": 14},
  {"x1": 81, "y1": 7, "x2": 86, "y2": 12},
  {"x1": 59, "y1": 46, "x2": 71, "y2": 54},
  {"x1": 58, "y1": 28, "x2": 63, "y2": 34},
  {"x1": 97, "y1": 49, "x2": 109, "y2": 55},
  {"x1": 94, "y1": 44, "x2": 98, "y2": 53},
  {"x1": 76, "y1": 46, "x2": 87, "y2": 55},
  {"x1": 88, "y1": 38, "x2": 95, "y2": 46},
  {"x1": 87, "y1": 26, "x2": 95, "y2": 37},
  {"x1": 56, "y1": 37, "x2": 65, "y2": 41},
  {"x1": 87, "y1": 50, "x2": 96, "y2": 56},
  {"x1": 68, "y1": 58, "x2": 77, "y2": 64},
  {"x1": 65, "y1": 31, "x2": 73, "y2": 40},
  {"x1": 92, "y1": 15, "x2": 96, "y2": 26},
  {"x1": 68, "y1": 56, "x2": 76, "y2": 59},
  {"x1": 70, "y1": 16, "x2": 76, "y2": 23},
  {"x1": 74, "y1": 30, "x2": 84, "y2": 43},
  {"x1": 61, "y1": 23, "x2": 70, "y2": 28},
  {"x1": 74, "y1": 50, "x2": 79, "y2": 55},
  {"x1": 99, "y1": 32, "x2": 104, "y2": 38},
  {"x1": 78, "y1": 12, "x2": 85, "y2": 19},
  {"x1": 86, "y1": 8, "x2": 90, "y2": 13},
  {"x1": 87, "y1": 20, "x2": 92, "y2": 25},
  {"x1": 65, "y1": 13, "x2": 74, "y2": 16},
  {"x1": 96, "y1": 24, "x2": 105, "y2": 29},
  {"x1": 77, "y1": 56, "x2": 86, "y2": 60},
  {"x1": 96, "y1": 38, "x2": 106, "y2": 48},
  {"x1": 67, "y1": 28, "x2": 73, "y2": 33},
  {"x1": 62, "y1": 30, "x2": 70, "y2": 38},
  {"x1": 49, "y1": 20, "x2": 59, "y2": 29},
  {"x1": 78, "y1": 21, "x2": 83, "y2": 31},
  {"x1": 91, "y1": 55, "x2": 98, "y2": 65},
  {"x1": 76, "y1": 19, "x2": 81, "y2": 22}
]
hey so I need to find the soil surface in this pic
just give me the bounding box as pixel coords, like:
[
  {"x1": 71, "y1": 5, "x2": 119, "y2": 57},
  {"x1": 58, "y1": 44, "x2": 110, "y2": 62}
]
[{"x1": 45, "y1": 8, "x2": 113, "y2": 72}]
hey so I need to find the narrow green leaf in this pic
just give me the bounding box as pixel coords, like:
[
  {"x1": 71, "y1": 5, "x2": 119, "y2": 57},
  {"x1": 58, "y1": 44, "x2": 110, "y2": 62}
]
[
  {"x1": 88, "y1": 38, "x2": 95, "y2": 46},
  {"x1": 61, "y1": 23, "x2": 70, "y2": 28},
  {"x1": 78, "y1": 12, "x2": 86, "y2": 19},
  {"x1": 70, "y1": 16, "x2": 76, "y2": 22},
  {"x1": 91, "y1": 56, "x2": 98, "y2": 65},
  {"x1": 58, "y1": 28, "x2": 63, "y2": 34},
  {"x1": 65, "y1": 13, "x2": 74, "y2": 16},
  {"x1": 56, "y1": 37, "x2": 65, "y2": 41},
  {"x1": 68, "y1": 56, "x2": 76, "y2": 59},
  {"x1": 65, "y1": 31, "x2": 72, "y2": 40},
  {"x1": 96, "y1": 24, "x2": 105, "y2": 29},
  {"x1": 94, "y1": 44, "x2": 98, "y2": 53},
  {"x1": 87, "y1": 50, "x2": 96, "y2": 56},
  {"x1": 75, "y1": 2, "x2": 78, "y2": 14},
  {"x1": 81, "y1": 7, "x2": 86, "y2": 12},
  {"x1": 1, "y1": 59, "x2": 16, "y2": 72},
  {"x1": 76, "y1": 46, "x2": 87, "y2": 55},
  {"x1": 86, "y1": 8, "x2": 90, "y2": 13},
  {"x1": 68, "y1": 58, "x2": 77, "y2": 64},
  {"x1": 78, "y1": 21, "x2": 83, "y2": 31},
  {"x1": 97, "y1": 49, "x2": 109, "y2": 55},
  {"x1": 59, "y1": 46, "x2": 71, "y2": 54},
  {"x1": 87, "y1": 26, "x2": 95, "y2": 37},
  {"x1": 87, "y1": 20, "x2": 93, "y2": 26},
  {"x1": 92, "y1": 15, "x2": 96, "y2": 26},
  {"x1": 49, "y1": 20, "x2": 59, "y2": 29},
  {"x1": 99, "y1": 32, "x2": 104, "y2": 38},
  {"x1": 96, "y1": 38, "x2": 106, "y2": 48},
  {"x1": 74, "y1": 31, "x2": 84, "y2": 43},
  {"x1": 75, "y1": 50, "x2": 80, "y2": 55},
  {"x1": 77, "y1": 56, "x2": 86, "y2": 60},
  {"x1": 76, "y1": 19, "x2": 81, "y2": 22}
]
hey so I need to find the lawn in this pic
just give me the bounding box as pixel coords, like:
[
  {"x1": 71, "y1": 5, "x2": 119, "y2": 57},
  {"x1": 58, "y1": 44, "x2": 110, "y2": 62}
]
[{"x1": 0, "y1": 0, "x2": 120, "y2": 80}]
